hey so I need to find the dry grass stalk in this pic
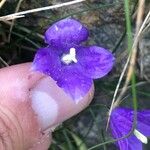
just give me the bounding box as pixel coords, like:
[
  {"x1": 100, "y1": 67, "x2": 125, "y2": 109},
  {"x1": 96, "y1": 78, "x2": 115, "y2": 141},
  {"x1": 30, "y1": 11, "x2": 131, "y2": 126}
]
[
  {"x1": 106, "y1": 0, "x2": 147, "y2": 129},
  {"x1": 0, "y1": 0, "x2": 85, "y2": 21},
  {"x1": 0, "y1": 0, "x2": 6, "y2": 9},
  {"x1": 115, "y1": 7, "x2": 150, "y2": 105},
  {"x1": 8, "y1": 0, "x2": 24, "y2": 42}
]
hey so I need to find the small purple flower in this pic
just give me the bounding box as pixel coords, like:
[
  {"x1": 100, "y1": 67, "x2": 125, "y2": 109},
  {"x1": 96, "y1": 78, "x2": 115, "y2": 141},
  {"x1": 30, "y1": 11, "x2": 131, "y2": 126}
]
[
  {"x1": 110, "y1": 107, "x2": 150, "y2": 150},
  {"x1": 32, "y1": 18, "x2": 114, "y2": 102}
]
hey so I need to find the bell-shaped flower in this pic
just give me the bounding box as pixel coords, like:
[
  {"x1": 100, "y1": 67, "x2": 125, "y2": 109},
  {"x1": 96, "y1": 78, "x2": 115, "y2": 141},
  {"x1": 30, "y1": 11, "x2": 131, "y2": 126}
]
[
  {"x1": 110, "y1": 107, "x2": 150, "y2": 150},
  {"x1": 32, "y1": 18, "x2": 115, "y2": 102}
]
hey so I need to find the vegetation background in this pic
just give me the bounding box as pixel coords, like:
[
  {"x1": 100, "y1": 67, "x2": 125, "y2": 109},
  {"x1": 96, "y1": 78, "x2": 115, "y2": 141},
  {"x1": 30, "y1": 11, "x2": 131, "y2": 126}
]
[{"x1": 0, "y1": 0, "x2": 150, "y2": 149}]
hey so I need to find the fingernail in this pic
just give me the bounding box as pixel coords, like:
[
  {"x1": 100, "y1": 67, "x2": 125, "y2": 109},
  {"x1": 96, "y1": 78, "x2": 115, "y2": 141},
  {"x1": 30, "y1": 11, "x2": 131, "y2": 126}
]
[{"x1": 30, "y1": 77, "x2": 58, "y2": 131}]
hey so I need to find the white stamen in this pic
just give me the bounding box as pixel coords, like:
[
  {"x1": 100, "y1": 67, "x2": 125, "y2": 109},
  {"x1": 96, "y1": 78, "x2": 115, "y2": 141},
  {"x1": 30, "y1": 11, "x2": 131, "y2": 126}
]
[
  {"x1": 61, "y1": 48, "x2": 77, "y2": 64},
  {"x1": 134, "y1": 129, "x2": 148, "y2": 144}
]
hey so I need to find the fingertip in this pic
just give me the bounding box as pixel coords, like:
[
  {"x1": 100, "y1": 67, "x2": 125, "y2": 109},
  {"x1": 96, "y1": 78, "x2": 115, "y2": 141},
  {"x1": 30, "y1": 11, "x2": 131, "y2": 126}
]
[
  {"x1": 0, "y1": 63, "x2": 94, "y2": 150},
  {"x1": 30, "y1": 76, "x2": 94, "y2": 131},
  {"x1": 0, "y1": 63, "x2": 48, "y2": 149}
]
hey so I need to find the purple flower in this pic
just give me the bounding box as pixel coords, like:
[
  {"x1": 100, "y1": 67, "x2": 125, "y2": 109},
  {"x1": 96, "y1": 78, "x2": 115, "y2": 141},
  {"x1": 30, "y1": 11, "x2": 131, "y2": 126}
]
[
  {"x1": 110, "y1": 107, "x2": 150, "y2": 150},
  {"x1": 32, "y1": 18, "x2": 114, "y2": 102}
]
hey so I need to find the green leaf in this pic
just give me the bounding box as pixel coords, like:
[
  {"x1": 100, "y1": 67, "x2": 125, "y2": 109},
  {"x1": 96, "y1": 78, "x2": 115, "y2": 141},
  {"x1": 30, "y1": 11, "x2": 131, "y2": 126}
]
[{"x1": 69, "y1": 131, "x2": 88, "y2": 150}]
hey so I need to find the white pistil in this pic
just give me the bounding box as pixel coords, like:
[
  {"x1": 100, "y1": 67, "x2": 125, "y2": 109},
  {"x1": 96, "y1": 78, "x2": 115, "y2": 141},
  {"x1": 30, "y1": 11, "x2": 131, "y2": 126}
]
[
  {"x1": 134, "y1": 129, "x2": 148, "y2": 144},
  {"x1": 61, "y1": 48, "x2": 77, "y2": 65}
]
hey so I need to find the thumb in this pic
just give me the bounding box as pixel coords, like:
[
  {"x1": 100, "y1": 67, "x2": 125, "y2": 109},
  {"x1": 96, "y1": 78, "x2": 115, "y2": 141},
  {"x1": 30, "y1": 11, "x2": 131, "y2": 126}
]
[{"x1": 0, "y1": 63, "x2": 94, "y2": 150}]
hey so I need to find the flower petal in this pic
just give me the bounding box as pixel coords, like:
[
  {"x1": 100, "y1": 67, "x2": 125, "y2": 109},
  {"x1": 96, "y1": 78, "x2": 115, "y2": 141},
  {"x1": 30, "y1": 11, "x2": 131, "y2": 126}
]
[
  {"x1": 110, "y1": 108, "x2": 133, "y2": 135},
  {"x1": 110, "y1": 118, "x2": 129, "y2": 150},
  {"x1": 110, "y1": 108, "x2": 134, "y2": 150},
  {"x1": 56, "y1": 66, "x2": 93, "y2": 103},
  {"x1": 32, "y1": 47, "x2": 61, "y2": 80},
  {"x1": 77, "y1": 46, "x2": 115, "y2": 79},
  {"x1": 45, "y1": 18, "x2": 89, "y2": 48},
  {"x1": 128, "y1": 135, "x2": 142, "y2": 150},
  {"x1": 137, "y1": 110, "x2": 150, "y2": 136}
]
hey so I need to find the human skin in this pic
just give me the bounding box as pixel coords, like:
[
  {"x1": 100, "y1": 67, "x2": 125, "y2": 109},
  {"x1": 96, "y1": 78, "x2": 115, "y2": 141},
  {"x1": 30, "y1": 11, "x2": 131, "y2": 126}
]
[{"x1": 0, "y1": 63, "x2": 94, "y2": 150}]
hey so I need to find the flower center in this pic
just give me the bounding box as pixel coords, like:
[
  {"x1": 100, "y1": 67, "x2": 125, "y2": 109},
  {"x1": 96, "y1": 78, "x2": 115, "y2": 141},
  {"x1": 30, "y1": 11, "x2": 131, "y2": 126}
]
[
  {"x1": 61, "y1": 48, "x2": 77, "y2": 65},
  {"x1": 134, "y1": 129, "x2": 148, "y2": 144}
]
